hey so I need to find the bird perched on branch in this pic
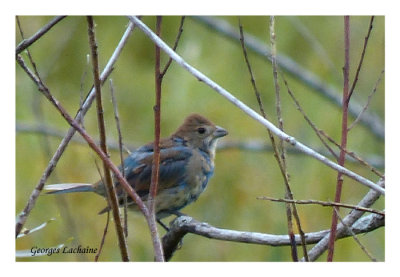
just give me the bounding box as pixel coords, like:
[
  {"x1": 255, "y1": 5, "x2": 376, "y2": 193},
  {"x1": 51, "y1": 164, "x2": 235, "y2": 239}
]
[{"x1": 45, "y1": 113, "x2": 228, "y2": 220}]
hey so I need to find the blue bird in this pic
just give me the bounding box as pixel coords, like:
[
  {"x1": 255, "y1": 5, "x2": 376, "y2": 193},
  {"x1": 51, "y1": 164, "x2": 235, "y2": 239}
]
[{"x1": 45, "y1": 114, "x2": 228, "y2": 221}]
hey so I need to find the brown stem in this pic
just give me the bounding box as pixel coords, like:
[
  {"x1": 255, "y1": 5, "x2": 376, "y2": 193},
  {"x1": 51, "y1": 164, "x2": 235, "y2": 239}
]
[
  {"x1": 16, "y1": 16, "x2": 67, "y2": 55},
  {"x1": 327, "y1": 16, "x2": 350, "y2": 261},
  {"x1": 148, "y1": 16, "x2": 165, "y2": 262},
  {"x1": 87, "y1": 16, "x2": 130, "y2": 261}
]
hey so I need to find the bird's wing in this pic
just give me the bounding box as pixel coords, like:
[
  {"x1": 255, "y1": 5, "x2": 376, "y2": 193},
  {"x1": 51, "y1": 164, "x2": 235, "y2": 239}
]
[{"x1": 118, "y1": 144, "x2": 193, "y2": 198}]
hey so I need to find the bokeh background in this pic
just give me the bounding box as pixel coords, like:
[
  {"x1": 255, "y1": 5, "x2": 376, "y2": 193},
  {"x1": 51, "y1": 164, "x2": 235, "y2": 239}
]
[{"x1": 16, "y1": 16, "x2": 384, "y2": 261}]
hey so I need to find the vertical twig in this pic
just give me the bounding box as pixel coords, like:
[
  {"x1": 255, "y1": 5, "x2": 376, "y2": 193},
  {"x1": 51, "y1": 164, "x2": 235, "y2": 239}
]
[
  {"x1": 109, "y1": 79, "x2": 129, "y2": 237},
  {"x1": 327, "y1": 16, "x2": 351, "y2": 261},
  {"x1": 270, "y1": 16, "x2": 310, "y2": 262},
  {"x1": 269, "y1": 16, "x2": 296, "y2": 261},
  {"x1": 87, "y1": 16, "x2": 130, "y2": 261},
  {"x1": 148, "y1": 16, "x2": 165, "y2": 262},
  {"x1": 95, "y1": 211, "x2": 110, "y2": 261},
  {"x1": 93, "y1": 161, "x2": 109, "y2": 261}
]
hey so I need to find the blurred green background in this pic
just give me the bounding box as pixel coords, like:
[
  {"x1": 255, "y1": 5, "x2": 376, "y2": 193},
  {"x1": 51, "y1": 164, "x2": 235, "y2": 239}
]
[{"x1": 16, "y1": 16, "x2": 384, "y2": 261}]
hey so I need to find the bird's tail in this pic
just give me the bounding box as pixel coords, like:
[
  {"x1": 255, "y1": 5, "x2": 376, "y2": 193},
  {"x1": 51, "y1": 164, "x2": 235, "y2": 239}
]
[{"x1": 45, "y1": 183, "x2": 95, "y2": 194}]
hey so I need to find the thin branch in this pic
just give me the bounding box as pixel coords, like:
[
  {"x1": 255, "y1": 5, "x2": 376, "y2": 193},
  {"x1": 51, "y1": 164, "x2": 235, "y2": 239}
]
[
  {"x1": 87, "y1": 16, "x2": 129, "y2": 261},
  {"x1": 148, "y1": 16, "x2": 164, "y2": 262},
  {"x1": 95, "y1": 210, "x2": 110, "y2": 262},
  {"x1": 162, "y1": 213, "x2": 384, "y2": 261},
  {"x1": 282, "y1": 73, "x2": 384, "y2": 179},
  {"x1": 319, "y1": 129, "x2": 385, "y2": 178},
  {"x1": 109, "y1": 79, "x2": 129, "y2": 237},
  {"x1": 93, "y1": 162, "x2": 109, "y2": 262},
  {"x1": 347, "y1": 16, "x2": 375, "y2": 103},
  {"x1": 191, "y1": 16, "x2": 384, "y2": 141},
  {"x1": 282, "y1": 76, "x2": 339, "y2": 161},
  {"x1": 327, "y1": 16, "x2": 351, "y2": 261},
  {"x1": 270, "y1": 16, "x2": 304, "y2": 261},
  {"x1": 348, "y1": 69, "x2": 384, "y2": 131},
  {"x1": 334, "y1": 208, "x2": 378, "y2": 261},
  {"x1": 16, "y1": 16, "x2": 67, "y2": 55},
  {"x1": 128, "y1": 16, "x2": 385, "y2": 195},
  {"x1": 257, "y1": 196, "x2": 384, "y2": 216},
  {"x1": 238, "y1": 19, "x2": 266, "y2": 117},
  {"x1": 15, "y1": 20, "x2": 136, "y2": 238},
  {"x1": 304, "y1": 178, "x2": 384, "y2": 261},
  {"x1": 160, "y1": 16, "x2": 185, "y2": 78}
]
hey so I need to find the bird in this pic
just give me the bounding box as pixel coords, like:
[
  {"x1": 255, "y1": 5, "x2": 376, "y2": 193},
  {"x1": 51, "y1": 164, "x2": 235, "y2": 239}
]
[{"x1": 45, "y1": 113, "x2": 228, "y2": 222}]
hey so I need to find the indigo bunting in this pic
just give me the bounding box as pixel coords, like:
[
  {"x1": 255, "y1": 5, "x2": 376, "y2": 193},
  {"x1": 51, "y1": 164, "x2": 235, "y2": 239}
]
[{"x1": 46, "y1": 114, "x2": 228, "y2": 219}]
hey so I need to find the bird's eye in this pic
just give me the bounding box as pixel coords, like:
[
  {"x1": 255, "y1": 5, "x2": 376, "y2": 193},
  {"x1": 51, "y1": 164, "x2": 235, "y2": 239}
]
[{"x1": 197, "y1": 127, "x2": 206, "y2": 134}]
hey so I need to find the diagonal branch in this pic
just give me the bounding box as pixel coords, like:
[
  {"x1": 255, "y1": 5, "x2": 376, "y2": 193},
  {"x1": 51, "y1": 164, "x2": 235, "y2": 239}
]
[
  {"x1": 16, "y1": 16, "x2": 67, "y2": 55},
  {"x1": 191, "y1": 16, "x2": 384, "y2": 141},
  {"x1": 128, "y1": 16, "x2": 385, "y2": 196}
]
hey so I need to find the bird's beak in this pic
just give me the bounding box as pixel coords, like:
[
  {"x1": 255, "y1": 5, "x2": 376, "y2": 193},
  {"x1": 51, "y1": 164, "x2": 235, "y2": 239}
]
[{"x1": 214, "y1": 126, "x2": 228, "y2": 138}]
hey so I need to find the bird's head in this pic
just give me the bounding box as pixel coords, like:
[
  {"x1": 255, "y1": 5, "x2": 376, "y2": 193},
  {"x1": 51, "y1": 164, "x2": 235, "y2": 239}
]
[{"x1": 173, "y1": 113, "x2": 228, "y2": 157}]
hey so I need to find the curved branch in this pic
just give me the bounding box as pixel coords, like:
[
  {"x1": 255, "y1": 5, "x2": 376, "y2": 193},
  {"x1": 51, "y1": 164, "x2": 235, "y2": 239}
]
[{"x1": 162, "y1": 213, "x2": 384, "y2": 261}]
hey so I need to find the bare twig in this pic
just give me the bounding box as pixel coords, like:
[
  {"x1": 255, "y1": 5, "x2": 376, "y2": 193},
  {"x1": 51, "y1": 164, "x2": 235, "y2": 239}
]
[
  {"x1": 327, "y1": 16, "x2": 351, "y2": 261},
  {"x1": 238, "y1": 19, "x2": 266, "y2": 117},
  {"x1": 162, "y1": 213, "x2": 384, "y2": 261},
  {"x1": 160, "y1": 16, "x2": 185, "y2": 78},
  {"x1": 16, "y1": 16, "x2": 67, "y2": 55},
  {"x1": 257, "y1": 196, "x2": 384, "y2": 216},
  {"x1": 282, "y1": 76, "x2": 339, "y2": 161},
  {"x1": 109, "y1": 79, "x2": 129, "y2": 237},
  {"x1": 334, "y1": 208, "x2": 378, "y2": 261},
  {"x1": 15, "y1": 20, "x2": 136, "y2": 238},
  {"x1": 95, "y1": 211, "x2": 110, "y2": 262},
  {"x1": 191, "y1": 16, "x2": 384, "y2": 141},
  {"x1": 148, "y1": 16, "x2": 164, "y2": 262},
  {"x1": 87, "y1": 16, "x2": 129, "y2": 261},
  {"x1": 319, "y1": 129, "x2": 385, "y2": 178},
  {"x1": 270, "y1": 16, "x2": 305, "y2": 261},
  {"x1": 347, "y1": 16, "x2": 375, "y2": 102},
  {"x1": 282, "y1": 73, "x2": 384, "y2": 178},
  {"x1": 128, "y1": 16, "x2": 384, "y2": 195},
  {"x1": 348, "y1": 69, "x2": 384, "y2": 131},
  {"x1": 304, "y1": 179, "x2": 384, "y2": 261}
]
